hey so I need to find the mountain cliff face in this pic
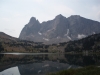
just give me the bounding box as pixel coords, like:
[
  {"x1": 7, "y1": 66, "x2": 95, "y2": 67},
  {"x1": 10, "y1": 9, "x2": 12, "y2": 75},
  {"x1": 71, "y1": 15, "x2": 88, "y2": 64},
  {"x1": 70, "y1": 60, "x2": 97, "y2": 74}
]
[
  {"x1": 19, "y1": 14, "x2": 100, "y2": 44},
  {"x1": 19, "y1": 17, "x2": 41, "y2": 41}
]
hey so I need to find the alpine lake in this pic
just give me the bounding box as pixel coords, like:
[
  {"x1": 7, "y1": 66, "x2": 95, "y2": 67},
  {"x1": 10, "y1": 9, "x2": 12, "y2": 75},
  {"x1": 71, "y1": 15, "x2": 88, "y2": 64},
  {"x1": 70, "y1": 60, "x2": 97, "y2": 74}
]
[{"x1": 0, "y1": 53, "x2": 100, "y2": 75}]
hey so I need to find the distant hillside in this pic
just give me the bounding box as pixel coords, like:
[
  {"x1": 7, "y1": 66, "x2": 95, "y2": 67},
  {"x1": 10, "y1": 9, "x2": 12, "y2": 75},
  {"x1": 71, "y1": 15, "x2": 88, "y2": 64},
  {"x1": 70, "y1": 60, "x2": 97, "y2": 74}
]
[
  {"x1": 0, "y1": 32, "x2": 17, "y2": 40},
  {"x1": 0, "y1": 32, "x2": 100, "y2": 53},
  {"x1": 64, "y1": 33, "x2": 100, "y2": 53},
  {"x1": 19, "y1": 14, "x2": 100, "y2": 44},
  {"x1": 0, "y1": 32, "x2": 49, "y2": 53}
]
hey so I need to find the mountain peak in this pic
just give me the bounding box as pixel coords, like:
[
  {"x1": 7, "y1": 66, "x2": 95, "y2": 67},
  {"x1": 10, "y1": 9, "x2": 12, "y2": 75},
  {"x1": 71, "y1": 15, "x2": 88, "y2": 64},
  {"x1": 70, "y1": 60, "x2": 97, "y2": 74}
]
[
  {"x1": 19, "y1": 15, "x2": 100, "y2": 44},
  {"x1": 29, "y1": 17, "x2": 37, "y2": 24},
  {"x1": 55, "y1": 14, "x2": 65, "y2": 18}
]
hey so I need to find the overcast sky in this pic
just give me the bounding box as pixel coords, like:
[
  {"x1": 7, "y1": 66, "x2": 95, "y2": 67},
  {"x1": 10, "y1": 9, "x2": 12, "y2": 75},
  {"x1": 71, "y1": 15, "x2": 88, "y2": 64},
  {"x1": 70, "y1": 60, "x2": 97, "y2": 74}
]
[{"x1": 0, "y1": 0, "x2": 100, "y2": 38}]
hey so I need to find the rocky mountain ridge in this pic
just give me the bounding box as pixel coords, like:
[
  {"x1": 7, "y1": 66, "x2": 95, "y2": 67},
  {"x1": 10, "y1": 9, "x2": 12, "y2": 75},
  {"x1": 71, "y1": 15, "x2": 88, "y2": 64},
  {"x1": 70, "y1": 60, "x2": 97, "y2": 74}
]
[{"x1": 19, "y1": 14, "x2": 100, "y2": 44}]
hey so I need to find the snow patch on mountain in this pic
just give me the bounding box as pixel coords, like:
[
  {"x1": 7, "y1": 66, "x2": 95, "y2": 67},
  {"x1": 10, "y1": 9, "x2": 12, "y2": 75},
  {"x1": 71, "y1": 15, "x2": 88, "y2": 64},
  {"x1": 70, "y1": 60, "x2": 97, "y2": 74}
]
[
  {"x1": 43, "y1": 38, "x2": 49, "y2": 41},
  {"x1": 93, "y1": 32, "x2": 95, "y2": 34},
  {"x1": 78, "y1": 34, "x2": 86, "y2": 39},
  {"x1": 67, "y1": 29, "x2": 69, "y2": 35},
  {"x1": 38, "y1": 32, "x2": 42, "y2": 35},
  {"x1": 67, "y1": 36, "x2": 72, "y2": 40},
  {"x1": 64, "y1": 29, "x2": 71, "y2": 40},
  {"x1": 64, "y1": 29, "x2": 69, "y2": 36}
]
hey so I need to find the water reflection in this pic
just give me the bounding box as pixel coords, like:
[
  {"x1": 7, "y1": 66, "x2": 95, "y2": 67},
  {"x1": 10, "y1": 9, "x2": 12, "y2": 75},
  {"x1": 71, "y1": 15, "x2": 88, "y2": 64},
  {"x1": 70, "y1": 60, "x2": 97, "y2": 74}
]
[
  {"x1": 18, "y1": 61, "x2": 79, "y2": 75},
  {"x1": 0, "y1": 66, "x2": 20, "y2": 75},
  {"x1": 0, "y1": 53, "x2": 100, "y2": 75}
]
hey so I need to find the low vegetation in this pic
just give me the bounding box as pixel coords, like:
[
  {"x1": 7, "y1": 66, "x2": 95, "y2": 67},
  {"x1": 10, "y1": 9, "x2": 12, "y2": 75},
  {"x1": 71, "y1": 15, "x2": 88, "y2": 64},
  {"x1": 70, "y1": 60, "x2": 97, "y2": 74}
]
[{"x1": 47, "y1": 66, "x2": 100, "y2": 75}]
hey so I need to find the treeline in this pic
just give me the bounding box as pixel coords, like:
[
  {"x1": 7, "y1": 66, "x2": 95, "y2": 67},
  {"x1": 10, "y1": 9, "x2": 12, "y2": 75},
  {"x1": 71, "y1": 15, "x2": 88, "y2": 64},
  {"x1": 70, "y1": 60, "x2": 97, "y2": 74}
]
[
  {"x1": 0, "y1": 42, "x2": 4, "y2": 52},
  {"x1": 0, "y1": 38, "x2": 50, "y2": 52},
  {"x1": 65, "y1": 33, "x2": 100, "y2": 52}
]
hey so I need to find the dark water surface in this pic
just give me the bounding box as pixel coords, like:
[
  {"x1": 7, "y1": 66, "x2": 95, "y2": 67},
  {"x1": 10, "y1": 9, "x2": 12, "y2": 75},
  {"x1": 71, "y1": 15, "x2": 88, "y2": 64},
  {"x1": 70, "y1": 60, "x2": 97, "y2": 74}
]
[{"x1": 0, "y1": 53, "x2": 100, "y2": 75}]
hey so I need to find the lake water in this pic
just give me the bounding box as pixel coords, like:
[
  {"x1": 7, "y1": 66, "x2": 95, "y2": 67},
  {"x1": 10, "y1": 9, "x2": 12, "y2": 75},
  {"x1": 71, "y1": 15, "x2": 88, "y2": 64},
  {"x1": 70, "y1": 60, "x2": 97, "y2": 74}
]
[{"x1": 0, "y1": 53, "x2": 100, "y2": 75}]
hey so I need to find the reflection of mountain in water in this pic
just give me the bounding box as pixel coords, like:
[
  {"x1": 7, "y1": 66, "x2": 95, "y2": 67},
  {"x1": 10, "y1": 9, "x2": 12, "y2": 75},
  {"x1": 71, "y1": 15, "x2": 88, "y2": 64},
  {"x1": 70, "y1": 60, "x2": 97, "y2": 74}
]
[
  {"x1": 64, "y1": 54, "x2": 99, "y2": 66},
  {"x1": 0, "y1": 53, "x2": 100, "y2": 74},
  {"x1": 18, "y1": 61, "x2": 79, "y2": 75}
]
